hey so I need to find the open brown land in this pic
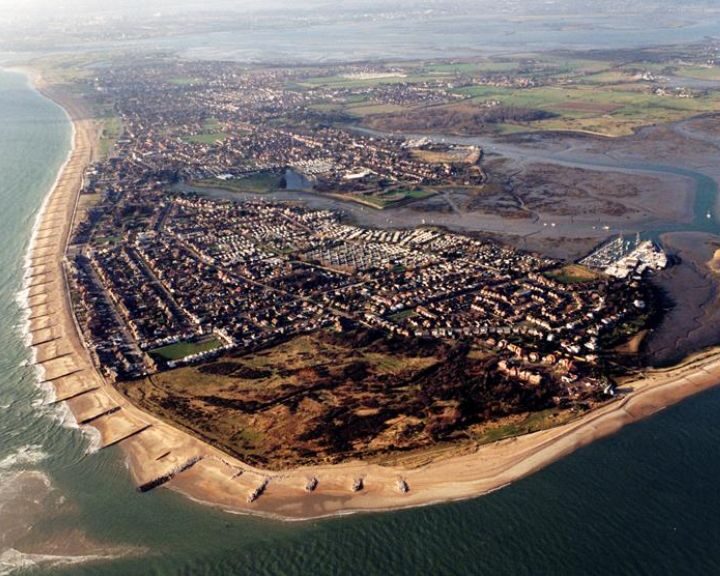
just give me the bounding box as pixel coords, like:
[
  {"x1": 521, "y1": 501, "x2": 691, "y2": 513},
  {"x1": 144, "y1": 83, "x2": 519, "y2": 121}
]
[
  {"x1": 121, "y1": 329, "x2": 595, "y2": 470},
  {"x1": 24, "y1": 67, "x2": 720, "y2": 522},
  {"x1": 415, "y1": 158, "x2": 695, "y2": 226}
]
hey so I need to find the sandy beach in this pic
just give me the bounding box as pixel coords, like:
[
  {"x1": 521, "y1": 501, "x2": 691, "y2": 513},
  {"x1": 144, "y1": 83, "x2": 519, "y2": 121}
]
[{"x1": 23, "y1": 72, "x2": 720, "y2": 521}]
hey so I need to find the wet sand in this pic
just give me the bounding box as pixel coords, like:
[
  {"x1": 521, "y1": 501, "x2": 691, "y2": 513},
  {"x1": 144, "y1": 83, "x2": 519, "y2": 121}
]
[
  {"x1": 26, "y1": 74, "x2": 720, "y2": 521},
  {"x1": 645, "y1": 231, "x2": 720, "y2": 365}
]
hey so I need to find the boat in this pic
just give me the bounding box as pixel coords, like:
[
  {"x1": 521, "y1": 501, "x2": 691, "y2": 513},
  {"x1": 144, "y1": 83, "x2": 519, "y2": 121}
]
[
  {"x1": 707, "y1": 211, "x2": 712, "y2": 219},
  {"x1": 352, "y1": 477, "x2": 364, "y2": 492},
  {"x1": 305, "y1": 477, "x2": 318, "y2": 492},
  {"x1": 396, "y1": 479, "x2": 409, "y2": 494}
]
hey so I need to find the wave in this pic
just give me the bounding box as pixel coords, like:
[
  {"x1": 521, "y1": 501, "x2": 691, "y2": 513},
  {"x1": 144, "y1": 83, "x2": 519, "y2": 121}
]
[
  {"x1": 11, "y1": 98, "x2": 101, "y2": 455},
  {"x1": 0, "y1": 444, "x2": 49, "y2": 471},
  {"x1": 16, "y1": 80, "x2": 75, "y2": 365},
  {"x1": 27, "y1": 386, "x2": 101, "y2": 454},
  {"x1": 0, "y1": 548, "x2": 114, "y2": 576}
]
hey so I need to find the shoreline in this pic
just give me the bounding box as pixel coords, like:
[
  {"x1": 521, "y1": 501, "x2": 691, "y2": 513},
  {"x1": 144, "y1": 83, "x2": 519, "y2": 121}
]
[
  {"x1": 18, "y1": 69, "x2": 80, "y2": 420},
  {"x1": 19, "y1": 69, "x2": 720, "y2": 522}
]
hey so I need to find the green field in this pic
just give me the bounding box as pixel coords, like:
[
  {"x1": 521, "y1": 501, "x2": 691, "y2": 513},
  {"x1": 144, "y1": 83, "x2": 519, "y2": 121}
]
[
  {"x1": 546, "y1": 264, "x2": 604, "y2": 285},
  {"x1": 300, "y1": 72, "x2": 437, "y2": 89},
  {"x1": 345, "y1": 103, "x2": 410, "y2": 117},
  {"x1": 473, "y1": 409, "x2": 580, "y2": 445},
  {"x1": 191, "y1": 171, "x2": 285, "y2": 194},
  {"x1": 348, "y1": 187, "x2": 437, "y2": 209},
  {"x1": 302, "y1": 53, "x2": 720, "y2": 138},
  {"x1": 389, "y1": 309, "x2": 418, "y2": 322},
  {"x1": 169, "y1": 76, "x2": 198, "y2": 86},
  {"x1": 150, "y1": 337, "x2": 223, "y2": 362},
  {"x1": 676, "y1": 65, "x2": 720, "y2": 81},
  {"x1": 183, "y1": 118, "x2": 228, "y2": 145},
  {"x1": 450, "y1": 82, "x2": 720, "y2": 136},
  {"x1": 99, "y1": 116, "x2": 122, "y2": 159}
]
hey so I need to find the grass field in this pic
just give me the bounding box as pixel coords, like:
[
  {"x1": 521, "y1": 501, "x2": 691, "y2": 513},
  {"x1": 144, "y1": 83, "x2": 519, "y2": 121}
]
[
  {"x1": 302, "y1": 53, "x2": 720, "y2": 138},
  {"x1": 389, "y1": 309, "x2": 418, "y2": 322},
  {"x1": 300, "y1": 72, "x2": 437, "y2": 89},
  {"x1": 546, "y1": 264, "x2": 604, "y2": 285},
  {"x1": 183, "y1": 118, "x2": 227, "y2": 145},
  {"x1": 169, "y1": 76, "x2": 198, "y2": 86},
  {"x1": 673, "y1": 65, "x2": 720, "y2": 81},
  {"x1": 99, "y1": 116, "x2": 122, "y2": 159},
  {"x1": 345, "y1": 103, "x2": 410, "y2": 117},
  {"x1": 448, "y1": 82, "x2": 720, "y2": 136},
  {"x1": 191, "y1": 170, "x2": 284, "y2": 194},
  {"x1": 150, "y1": 337, "x2": 223, "y2": 362},
  {"x1": 358, "y1": 188, "x2": 437, "y2": 209},
  {"x1": 473, "y1": 409, "x2": 580, "y2": 445}
]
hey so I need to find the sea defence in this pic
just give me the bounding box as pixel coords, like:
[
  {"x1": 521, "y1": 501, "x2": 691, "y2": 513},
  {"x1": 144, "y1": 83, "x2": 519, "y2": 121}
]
[{"x1": 25, "y1": 72, "x2": 720, "y2": 521}]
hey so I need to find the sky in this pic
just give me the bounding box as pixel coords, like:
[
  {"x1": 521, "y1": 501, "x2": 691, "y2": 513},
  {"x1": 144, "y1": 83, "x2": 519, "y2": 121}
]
[
  {"x1": 0, "y1": 0, "x2": 713, "y2": 22},
  {"x1": 0, "y1": 0, "x2": 717, "y2": 56}
]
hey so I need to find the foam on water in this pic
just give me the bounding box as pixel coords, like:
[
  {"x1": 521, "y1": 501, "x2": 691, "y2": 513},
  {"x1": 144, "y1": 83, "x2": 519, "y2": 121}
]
[
  {"x1": 7, "y1": 88, "x2": 103, "y2": 454},
  {"x1": 15, "y1": 80, "x2": 75, "y2": 360},
  {"x1": 26, "y1": 378, "x2": 101, "y2": 454},
  {"x1": 0, "y1": 548, "x2": 113, "y2": 576},
  {"x1": 0, "y1": 444, "x2": 49, "y2": 471}
]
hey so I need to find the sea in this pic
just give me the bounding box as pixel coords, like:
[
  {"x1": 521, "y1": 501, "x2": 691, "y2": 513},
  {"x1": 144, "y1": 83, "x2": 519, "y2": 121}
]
[{"x1": 1, "y1": 56, "x2": 720, "y2": 574}]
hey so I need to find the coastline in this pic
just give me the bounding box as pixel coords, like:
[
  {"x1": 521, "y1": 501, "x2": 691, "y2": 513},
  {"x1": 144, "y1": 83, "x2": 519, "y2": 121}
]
[{"x1": 20, "y1": 69, "x2": 720, "y2": 522}]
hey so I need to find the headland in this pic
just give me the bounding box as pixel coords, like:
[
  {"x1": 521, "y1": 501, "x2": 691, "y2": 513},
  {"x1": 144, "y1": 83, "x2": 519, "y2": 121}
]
[{"x1": 21, "y1": 66, "x2": 720, "y2": 522}]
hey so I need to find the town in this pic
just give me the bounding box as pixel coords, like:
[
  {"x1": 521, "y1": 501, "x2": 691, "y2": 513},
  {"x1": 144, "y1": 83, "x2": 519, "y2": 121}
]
[
  {"x1": 69, "y1": 183, "x2": 656, "y2": 403},
  {"x1": 61, "y1": 57, "x2": 670, "y2": 462},
  {"x1": 89, "y1": 59, "x2": 492, "y2": 210}
]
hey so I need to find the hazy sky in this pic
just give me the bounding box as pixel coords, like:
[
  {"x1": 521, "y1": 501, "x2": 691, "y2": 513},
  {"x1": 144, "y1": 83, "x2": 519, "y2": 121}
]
[
  {"x1": 1, "y1": 0, "x2": 717, "y2": 55},
  {"x1": 0, "y1": 0, "x2": 712, "y2": 21},
  {"x1": 0, "y1": 0, "x2": 307, "y2": 22}
]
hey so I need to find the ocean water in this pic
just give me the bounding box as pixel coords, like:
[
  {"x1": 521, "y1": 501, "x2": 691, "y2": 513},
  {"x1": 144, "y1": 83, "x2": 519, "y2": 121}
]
[{"x1": 1, "y1": 68, "x2": 720, "y2": 576}]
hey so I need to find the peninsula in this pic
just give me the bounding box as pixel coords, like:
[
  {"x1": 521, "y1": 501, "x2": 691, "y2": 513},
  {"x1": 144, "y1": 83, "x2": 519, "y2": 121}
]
[{"x1": 22, "y1": 46, "x2": 720, "y2": 520}]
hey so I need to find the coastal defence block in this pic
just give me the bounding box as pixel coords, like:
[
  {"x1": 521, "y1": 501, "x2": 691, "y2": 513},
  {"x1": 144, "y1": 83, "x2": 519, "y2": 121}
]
[
  {"x1": 121, "y1": 425, "x2": 209, "y2": 487},
  {"x1": 166, "y1": 459, "x2": 265, "y2": 502}
]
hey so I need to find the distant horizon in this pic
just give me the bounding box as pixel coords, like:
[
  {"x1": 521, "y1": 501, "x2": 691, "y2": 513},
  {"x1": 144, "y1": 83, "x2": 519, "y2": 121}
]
[
  {"x1": 2, "y1": 0, "x2": 720, "y2": 63},
  {"x1": 1, "y1": 0, "x2": 717, "y2": 25}
]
